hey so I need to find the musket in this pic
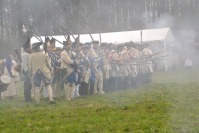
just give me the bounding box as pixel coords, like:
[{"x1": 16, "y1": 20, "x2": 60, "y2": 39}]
[
  {"x1": 44, "y1": 36, "x2": 47, "y2": 53},
  {"x1": 75, "y1": 35, "x2": 80, "y2": 68},
  {"x1": 76, "y1": 14, "x2": 80, "y2": 50},
  {"x1": 140, "y1": 30, "x2": 143, "y2": 45},
  {"x1": 55, "y1": 1, "x2": 75, "y2": 40},
  {"x1": 57, "y1": 20, "x2": 75, "y2": 40},
  {"x1": 80, "y1": 13, "x2": 93, "y2": 41},
  {"x1": 43, "y1": 1, "x2": 68, "y2": 41},
  {"x1": 14, "y1": 48, "x2": 22, "y2": 73},
  {"x1": 153, "y1": 49, "x2": 170, "y2": 56},
  {"x1": 96, "y1": 0, "x2": 102, "y2": 44},
  {"x1": 23, "y1": 25, "x2": 43, "y2": 44},
  {"x1": 79, "y1": 0, "x2": 94, "y2": 42},
  {"x1": 14, "y1": 48, "x2": 22, "y2": 62},
  {"x1": 99, "y1": 33, "x2": 102, "y2": 44},
  {"x1": 56, "y1": 22, "x2": 75, "y2": 40},
  {"x1": 70, "y1": 32, "x2": 76, "y2": 40},
  {"x1": 89, "y1": 34, "x2": 94, "y2": 42},
  {"x1": 52, "y1": 18, "x2": 69, "y2": 39},
  {"x1": 33, "y1": 34, "x2": 43, "y2": 43},
  {"x1": 109, "y1": 57, "x2": 169, "y2": 65},
  {"x1": 81, "y1": 16, "x2": 94, "y2": 41},
  {"x1": 141, "y1": 49, "x2": 170, "y2": 59},
  {"x1": 138, "y1": 55, "x2": 170, "y2": 63},
  {"x1": 44, "y1": 36, "x2": 49, "y2": 53},
  {"x1": 109, "y1": 62, "x2": 152, "y2": 65},
  {"x1": 34, "y1": 29, "x2": 44, "y2": 43},
  {"x1": 64, "y1": 35, "x2": 68, "y2": 41},
  {"x1": 49, "y1": 36, "x2": 63, "y2": 45}
]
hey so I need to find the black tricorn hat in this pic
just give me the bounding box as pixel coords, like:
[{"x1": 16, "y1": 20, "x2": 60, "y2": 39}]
[
  {"x1": 50, "y1": 38, "x2": 55, "y2": 44},
  {"x1": 79, "y1": 43, "x2": 83, "y2": 46},
  {"x1": 124, "y1": 42, "x2": 133, "y2": 47},
  {"x1": 100, "y1": 43, "x2": 108, "y2": 47},
  {"x1": 32, "y1": 42, "x2": 43, "y2": 50},
  {"x1": 82, "y1": 43, "x2": 91, "y2": 49},
  {"x1": 43, "y1": 36, "x2": 50, "y2": 52},
  {"x1": 44, "y1": 36, "x2": 50, "y2": 43},
  {"x1": 63, "y1": 41, "x2": 67, "y2": 46},
  {"x1": 92, "y1": 40, "x2": 99, "y2": 45},
  {"x1": 72, "y1": 35, "x2": 80, "y2": 48},
  {"x1": 75, "y1": 35, "x2": 80, "y2": 43},
  {"x1": 22, "y1": 36, "x2": 31, "y2": 50},
  {"x1": 84, "y1": 42, "x2": 91, "y2": 46},
  {"x1": 49, "y1": 38, "x2": 56, "y2": 48},
  {"x1": 63, "y1": 35, "x2": 72, "y2": 46}
]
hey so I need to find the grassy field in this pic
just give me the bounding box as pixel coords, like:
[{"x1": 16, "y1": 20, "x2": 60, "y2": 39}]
[{"x1": 0, "y1": 68, "x2": 199, "y2": 133}]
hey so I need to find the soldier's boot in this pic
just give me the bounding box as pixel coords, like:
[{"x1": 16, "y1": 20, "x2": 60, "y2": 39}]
[
  {"x1": 47, "y1": 85, "x2": 55, "y2": 104},
  {"x1": 65, "y1": 84, "x2": 71, "y2": 100},
  {"x1": 70, "y1": 84, "x2": 74, "y2": 99},
  {"x1": 34, "y1": 87, "x2": 40, "y2": 104},
  {"x1": 75, "y1": 85, "x2": 80, "y2": 97},
  {"x1": 94, "y1": 80, "x2": 98, "y2": 94}
]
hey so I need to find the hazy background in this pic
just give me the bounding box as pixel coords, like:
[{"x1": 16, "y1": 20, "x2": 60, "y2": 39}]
[{"x1": 0, "y1": 0, "x2": 198, "y2": 64}]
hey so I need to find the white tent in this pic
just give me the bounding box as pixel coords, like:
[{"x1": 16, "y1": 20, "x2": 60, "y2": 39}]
[
  {"x1": 100, "y1": 28, "x2": 172, "y2": 44},
  {"x1": 30, "y1": 28, "x2": 176, "y2": 71},
  {"x1": 31, "y1": 27, "x2": 174, "y2": 47}
]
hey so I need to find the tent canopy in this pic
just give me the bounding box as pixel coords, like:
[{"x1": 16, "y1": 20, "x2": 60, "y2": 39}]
[{"x1": 31, "y1": 28, "x2": 172, "y2": 47}]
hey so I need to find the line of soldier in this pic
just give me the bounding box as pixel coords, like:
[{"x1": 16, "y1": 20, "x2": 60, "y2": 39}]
[{"x1": 20, "y1": 36, "x2": 153, "y2": 104}]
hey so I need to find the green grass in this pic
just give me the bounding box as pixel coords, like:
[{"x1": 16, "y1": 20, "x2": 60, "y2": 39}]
[
  {"x1": 153, "y1": 68, "x2": 199, "y2": 83},
  {"x1": 1, "y1": 68, "x2": 199, "y2": 133}
]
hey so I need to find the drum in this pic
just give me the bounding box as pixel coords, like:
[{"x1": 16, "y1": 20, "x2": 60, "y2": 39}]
[{"x1": 0, "y1": 74, "x2": 11, "y2": 92}]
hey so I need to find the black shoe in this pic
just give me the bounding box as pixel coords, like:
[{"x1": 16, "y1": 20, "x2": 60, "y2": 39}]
[{"x1": 49, "y1": 100, "x2": 55, "y2": 104}]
